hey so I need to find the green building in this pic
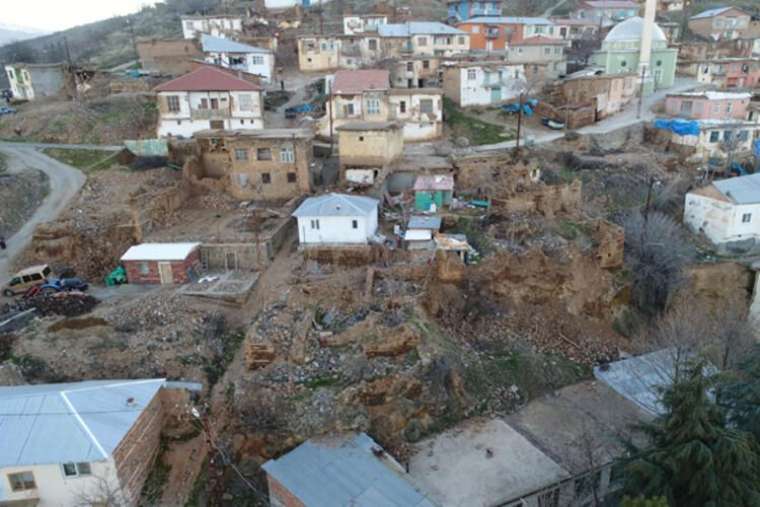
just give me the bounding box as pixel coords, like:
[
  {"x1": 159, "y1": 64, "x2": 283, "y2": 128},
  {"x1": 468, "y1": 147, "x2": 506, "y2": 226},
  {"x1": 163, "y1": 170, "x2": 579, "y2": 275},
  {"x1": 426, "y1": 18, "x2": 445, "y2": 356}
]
[
  {"x1": 590, "y1": 17, "x2": 678, "y2": 95},
  {"x1": 414, "y1": 174, "x2": 454, "y2": 212}
]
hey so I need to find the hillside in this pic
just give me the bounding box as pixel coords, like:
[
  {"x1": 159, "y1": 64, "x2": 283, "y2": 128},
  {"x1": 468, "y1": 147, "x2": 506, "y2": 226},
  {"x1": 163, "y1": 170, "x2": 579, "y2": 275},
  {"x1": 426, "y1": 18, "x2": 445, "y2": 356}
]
[{"x1": 0, "y1": 24, "x2": 47, "y2": 47}]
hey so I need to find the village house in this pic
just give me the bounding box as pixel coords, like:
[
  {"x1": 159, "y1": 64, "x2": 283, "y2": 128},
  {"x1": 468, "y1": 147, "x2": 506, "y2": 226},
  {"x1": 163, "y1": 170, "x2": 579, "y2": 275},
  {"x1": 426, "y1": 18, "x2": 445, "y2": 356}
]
[
  {"x1": 326, "y1": 69, "x2": 443, "y2": 141},
  {"x1": 540, "y1": 71, "x2": 637, "y2": 128},
  {"x1": 442, "y1": 61, "x2": 526, "y2": 107},
  {"x1": 378, "y1": 22, "x2": 470, "y2": 58},
  {"x1": 189, "y1": 128, "x2": 314, "y2": 200},
  {"x1": 292, "y1": 193, "x2": 380, "y2": 245},
  {"x1": 262, "y1": 433, "x2": 436, "y2": 507},
  {"x1": 572, "y1": 0, "x2": 640, "y2": 26},
  {"x1": 121, "y1": 242, "x2": 201, "y2": 284},
  {"x1": 695, "y1": 57, "x2": 760, "y2": 89},
  {"x1": 507, "y1": 37, "x2": 568, "y2": 79},
  {"x1": 201, "y1": 34, "x2": 275, "y2": 83},
  {"x1": 550, "y1": 17, "x2": 600, "y2": 41},
  {"x1": 4, "y1": 63, "x2": 66, "y2": 101},
  {"x1": 0, "y1": 379, "x2": 176, "y2": 507},
  {"x1": 383, "y1": 55, "x2": 441, "y2": 88},
  {"x1": 296, "y1": 34, "x2": 382, "y2": 72},
  {"x1": 688, "y1": 6, "x2": 752, "y2": 41},
  {"x1": 264, "y1": 0, "x2": 313, "y2": 9},
  {"x1": 447, "y1": 0, "x2": 503, "y2": 22},
  {"x1": 154, "y1": 66, "x2": 264, "y2": 138},
  {"x1": 678, "y1": 37, "x2": 758, "y2": 67},
  {"x1": 336, "y1": 121, "x2": 404, "y2": 186},
  {"x1": 659, "y1": 118, "x2": 760, "y2": 159},
  {"x1": 136, "y1": 38, "x2": 203, "y2": 75},
  {"x1": 181, "y1": 15, "x2": 243, "y2": 39},
  {"x1": 684, "y1": 173, "x2": 760, "y2": 249},
  {"x1": 456, "y1": 17, "x2": 560, "y2": 52},
  {"x1": 657, "y1": 0, "x2": 685, "y2": 12},
  {"x1": 665, "y1": 91, "x2": 754, "y2": 121},
  {"x1": 343, "y1": 14, "x2": 389, "y2": 35},
  {"x1": 405, "y1": 215, "x2": 442, "y2": 250},
  {"x1": 414, "y1": 174, "x2": 454, "y2": 211}
]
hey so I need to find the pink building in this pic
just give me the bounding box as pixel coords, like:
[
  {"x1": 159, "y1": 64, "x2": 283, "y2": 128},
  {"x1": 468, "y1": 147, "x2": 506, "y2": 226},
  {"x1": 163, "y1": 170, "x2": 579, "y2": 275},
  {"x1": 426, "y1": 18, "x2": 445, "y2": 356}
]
[
  {"x1": 665, "y1": 91, "x2": 753, "y2": 121},
  {"x1": 697, "y1": 58, "x2": 760, "y2": 89}
]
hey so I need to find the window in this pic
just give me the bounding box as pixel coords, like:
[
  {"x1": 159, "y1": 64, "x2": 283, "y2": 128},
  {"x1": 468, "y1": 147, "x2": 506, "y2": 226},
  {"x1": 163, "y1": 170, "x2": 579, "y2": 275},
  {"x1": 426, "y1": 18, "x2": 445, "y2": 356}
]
[
  {"x1": 280, "y1": 146, "x2": 295, "y2": 163},
  {"x1": 9, "y1": 472, "x2": 36, "y2": 491},
  {"x1": 712, "y1": 102, "x2": 720, "y2": 113},
  {"x1": 252, "y1": 55, "x2": 264, "y2": 65},
  {"x1": 210, "y1": 120, "x2": 224, "y2": 129},
  {"x1": 63, "y1": 462, "x2": 91, "y2": 477},
  {"x1": 423, "y1": 60, "x2": 430, "y2": 69},
  {"x1": 554, "y1": 47, "x2": 562, "y2": 54},
  {"x1": 166, "y1": 95, "x2": 180, "y2": 112},
  {"x1": 399, "y1": 100, "x2": 407, "y2": 113},
  {"x1": 407, "y1": 61, "x2": 414, "y2": 71},
  {"x1": 726, "y1": 102, "x2": 733, "y2": 113},
  {"x1": 261, "y1": 172, "x2": 271, "y2": 184},
  {"x1": 420, "y1": 99, "x2": 434, "y2": 114},
  {"x1": 544, "y1": 47, "x2": 551, "y2": 55},
  {"x1": 724, "y1": 130, "x2": 733, "y2": 141},
  {"x1": 743, "y1": 213, "x2": 752, "y2": 223},
  {"x1": 467, "y1": 69, "x2": 477, "y2": 80},
  {"x1": 366, "y1": 98, "x2": 380, "y2": 115},
  {"x1": 709, "y1": 131, "x2": 720, "y2": 142},
  {"x1": 352, "y1": 219, "x2": 358, "y2": 229},
  {"x1": 343, "y1": 103, "x2": 355, "y2": 116},
  {"x1": 620, "y1": 60, "x2": 627, "y2": 67},
  {"x1": 139, "y1": 262, "x2": 150, "y2": 275},
  {"x1": 680, "y1": 101, "x2": 693, "y2": 114},
  {"x1": 418, "y1": 36, "x2": 428, "y2": 46},
  {"x1": 210, "y1": 98, "x2": 219, "y2": 110},
  {"x1": 310, "y1": 219, "x2": 320, "y2": 230},
  {"x1": 287, "y1": 172, "x2": 297, "y2": 183},
  {"x1": 458, "y1": 36, "x2": 466, "y2": 45},
  {"x1": 738, "y1": 130, "x2": 749, "y2": 141},
  {"x1": 472, "y1": 25, "x2": 480, "y2": 33},
  {"x1": 369, "y1": 39, "x2": 378, "y2": 51},
  {"x1": 185, "y1": 21, "x2": 194, "y2": 30},
  {"x1": 235, "y1": 148, "x2": 248, "y2": 161},
  {"x1": 257, "y1": 148, "x2": 272, "y2": 160}
]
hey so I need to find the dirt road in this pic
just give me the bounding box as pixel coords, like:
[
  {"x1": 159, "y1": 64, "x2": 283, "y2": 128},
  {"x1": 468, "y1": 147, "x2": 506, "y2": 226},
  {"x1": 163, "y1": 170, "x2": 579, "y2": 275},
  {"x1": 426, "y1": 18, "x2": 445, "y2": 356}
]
[{"x1": 0, "y1": 143, "x2": 86, "y2": 287}]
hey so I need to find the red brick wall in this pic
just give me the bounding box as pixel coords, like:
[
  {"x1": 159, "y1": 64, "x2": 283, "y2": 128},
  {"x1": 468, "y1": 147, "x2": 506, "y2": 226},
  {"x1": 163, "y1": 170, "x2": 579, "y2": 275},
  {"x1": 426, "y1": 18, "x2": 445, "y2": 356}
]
[
  {"x1": 123, "y1": 248, "x2": 201, "y2": 284},
  {"x1": 267, "y1": 475, "x2": 306, "y2": 507}
]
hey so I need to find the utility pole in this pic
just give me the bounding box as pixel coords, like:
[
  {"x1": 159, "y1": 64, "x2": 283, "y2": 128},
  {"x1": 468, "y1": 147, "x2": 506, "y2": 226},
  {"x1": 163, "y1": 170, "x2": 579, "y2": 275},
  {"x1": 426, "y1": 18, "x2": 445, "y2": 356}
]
[
  {"x1": 319, "y1": 0, "x2": 324, "y2": 35},
  {"x1": 126, "y1": 18, "x2": 139, "y2": 60},
  {"x1": 328, "y1": 78, "x2": 334, "y2": 154},
  {"x1": 63, "y1": 36, "x2": 72, "y2": 66},
  {"x1": 515, "y1": 92, "x2": 524, "y2": 151},
  {"x1": 636, "y1": 64, "x2": 646, "y2": 119}
]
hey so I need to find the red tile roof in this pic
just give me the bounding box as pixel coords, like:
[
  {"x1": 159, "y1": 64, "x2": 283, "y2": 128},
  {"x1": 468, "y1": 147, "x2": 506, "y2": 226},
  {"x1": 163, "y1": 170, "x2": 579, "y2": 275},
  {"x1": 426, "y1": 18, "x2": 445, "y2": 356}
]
[
  {"x1": 154, "y1": 66, "x2": 261, "y2": 92},
  {"x1": 332, "y1": 70, "x2": 390, "y2": 95}
]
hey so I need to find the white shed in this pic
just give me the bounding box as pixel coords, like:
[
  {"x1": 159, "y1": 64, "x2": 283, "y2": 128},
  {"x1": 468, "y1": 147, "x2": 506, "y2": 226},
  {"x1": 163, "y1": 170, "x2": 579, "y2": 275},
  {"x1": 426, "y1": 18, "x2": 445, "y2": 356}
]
[
  {"x1": 292, "y1": 193, "x2": 379, "y2": 245},
  {"x1": 684, "y1": 173, "x2": 760, "y2": 247}
]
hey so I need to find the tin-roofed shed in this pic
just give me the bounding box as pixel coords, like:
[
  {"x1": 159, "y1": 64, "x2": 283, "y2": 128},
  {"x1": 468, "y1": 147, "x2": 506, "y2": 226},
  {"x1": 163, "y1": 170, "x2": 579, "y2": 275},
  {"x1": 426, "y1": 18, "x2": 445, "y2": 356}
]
[
  {"x1": 414, "y1": 174, "x2": 454, "y2": 211},
  {"x1": 120, "y1": 242, "x2": 201, "y2": 285}
]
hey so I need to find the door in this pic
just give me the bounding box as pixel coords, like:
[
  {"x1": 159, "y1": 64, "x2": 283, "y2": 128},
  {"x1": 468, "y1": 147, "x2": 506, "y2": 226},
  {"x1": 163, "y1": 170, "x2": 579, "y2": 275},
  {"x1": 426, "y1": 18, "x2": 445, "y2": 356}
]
[
  {"x1": 225, "y1": 251, "x2": 238, "y2": 271},
  {"x1": 486, "y1": 40, "x2": 493, "y2": 52},
  {"x1": 158, "y1": 262, "x2": 173, "y2": 285},
  {"x1": 210, "y1": 120, "x2": 224, "y2": 129},
  {"x1": 491, "y1": 87, "x2": 502, "y2": 103}
]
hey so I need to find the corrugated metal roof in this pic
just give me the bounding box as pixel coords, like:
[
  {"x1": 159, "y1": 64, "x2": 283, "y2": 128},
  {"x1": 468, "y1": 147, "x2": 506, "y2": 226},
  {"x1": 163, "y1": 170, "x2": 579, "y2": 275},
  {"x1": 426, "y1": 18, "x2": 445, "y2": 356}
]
[
  {"x1": 414, "y1": 174, "x2": 454, "y2": 191},
  {"x1": 121, "y1": 242, "x2": 201, "y2": 262},
  {"x1": 690, "y1": 6, "x2": 733, "y2": 19},
  {"x1": 262, "y1": 433, "x2": 437, "y2": 507},
  {"x1": 581, "y1": 0, "x2": 639, "y2": 8},
  {"x1": 408, "y1": 216, "x2": 442, "y2": 230},
  {"x1": 0, "y1": 379, "x2": 165, "y2": 467},
  {"x1": 461, "y1": 16, "x2": 553, "y2": 25},
  {"x1": 292, "y1": 193, "x2": 379, "y2": 218},
  {"x1": 713, "y1": 173, "x2": 760, "y2": 205},
  {"x1": 378, "y1": 22, "x2": 464, "y2": 37},
  {"x1": 201, "y1": 34, "x2": 269, "y2": 54}
]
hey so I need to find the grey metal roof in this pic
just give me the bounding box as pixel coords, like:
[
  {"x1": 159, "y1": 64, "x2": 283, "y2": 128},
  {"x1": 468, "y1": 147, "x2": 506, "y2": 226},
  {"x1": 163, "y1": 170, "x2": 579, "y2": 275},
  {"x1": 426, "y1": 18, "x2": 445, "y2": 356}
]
[
  {"x1": 292, "y1": 193, "x2": 379, "y2": 218},
  {"x1": 593, "y1": 349, "x2": 682, "y2": 416},
  {"x1": 201, "y1": 34, "x2": 269, "y2": 54},
  {"x1": 690, "y1": 6, "x2": 732, "y2": 19},
  {"x1": 463, "y1": 16, "x2": 553, "y2": 25},
  {"x1": 713, "y1": 173, "x2": 760, "y2": 205},
  {"x1": 0, "y1": 379, "x2": 165, "y2": 467},
  {"x1": 408, "y1": 215, "x2": 442, "y2": 230},
  {"x1": 262, "y1": 433, "x2": 437, "y2": 507},
  {"x1": 378, "y1": 22, "x2": 464, "y2": 37}
]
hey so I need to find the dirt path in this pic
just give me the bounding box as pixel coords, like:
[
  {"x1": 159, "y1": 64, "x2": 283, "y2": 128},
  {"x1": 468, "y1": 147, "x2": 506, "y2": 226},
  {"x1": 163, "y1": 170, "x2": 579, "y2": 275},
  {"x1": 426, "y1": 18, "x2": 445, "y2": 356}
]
[{"x1": 0, "y1": 143, "x2": 86, "y2": 287}]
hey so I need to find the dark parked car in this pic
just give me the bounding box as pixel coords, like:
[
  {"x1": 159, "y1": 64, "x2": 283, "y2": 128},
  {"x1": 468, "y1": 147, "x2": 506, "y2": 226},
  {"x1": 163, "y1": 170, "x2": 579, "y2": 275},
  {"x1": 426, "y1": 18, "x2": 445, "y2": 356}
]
[{"x1": 0, "y1": 106, "x2": 16, "y2": 116}]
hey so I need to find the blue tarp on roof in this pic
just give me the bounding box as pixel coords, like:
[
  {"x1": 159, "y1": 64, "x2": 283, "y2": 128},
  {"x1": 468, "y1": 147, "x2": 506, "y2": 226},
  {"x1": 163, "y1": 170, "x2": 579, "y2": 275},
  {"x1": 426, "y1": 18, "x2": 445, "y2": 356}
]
[
  {"x1": 754, "y1": 139, "x2": 760, "y2": 158},
  {"x1": 654, "y1": 118, "x2": 700, "y2": 137}
]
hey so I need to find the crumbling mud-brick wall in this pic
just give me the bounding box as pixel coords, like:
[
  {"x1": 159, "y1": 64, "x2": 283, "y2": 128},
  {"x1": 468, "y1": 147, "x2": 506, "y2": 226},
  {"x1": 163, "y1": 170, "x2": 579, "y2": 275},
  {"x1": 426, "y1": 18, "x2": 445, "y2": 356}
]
[
  {"x1": 592, "y1": 219, "x2": 624, "y2": 269},
  {"x1": 453, "y1": 153, "x2": 541, "y2": 194},
  {"x1": 494, "y1": 180, "x2": 583, "y2": 218}
]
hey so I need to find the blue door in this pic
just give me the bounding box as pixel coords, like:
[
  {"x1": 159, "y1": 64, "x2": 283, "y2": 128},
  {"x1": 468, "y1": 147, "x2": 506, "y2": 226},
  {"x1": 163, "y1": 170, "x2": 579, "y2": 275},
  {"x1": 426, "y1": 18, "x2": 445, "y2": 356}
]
[{"x1": 491, "y1": 87, "x2": 502, "y2": 103}]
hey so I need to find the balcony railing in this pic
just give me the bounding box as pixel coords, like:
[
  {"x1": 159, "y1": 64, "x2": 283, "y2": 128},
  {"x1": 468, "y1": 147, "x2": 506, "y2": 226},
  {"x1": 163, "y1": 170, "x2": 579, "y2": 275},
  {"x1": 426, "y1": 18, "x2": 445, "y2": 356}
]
[{"x1": 191, "y1": 108, "x2": 231, "y2": 120}]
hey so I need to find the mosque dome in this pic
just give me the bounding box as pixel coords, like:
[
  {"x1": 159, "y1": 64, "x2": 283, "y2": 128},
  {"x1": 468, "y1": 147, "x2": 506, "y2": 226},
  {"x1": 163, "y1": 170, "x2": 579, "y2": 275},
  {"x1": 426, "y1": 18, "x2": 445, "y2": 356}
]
[{"x1": 604, "y1": 16, "x2": 667, "y2": 43}]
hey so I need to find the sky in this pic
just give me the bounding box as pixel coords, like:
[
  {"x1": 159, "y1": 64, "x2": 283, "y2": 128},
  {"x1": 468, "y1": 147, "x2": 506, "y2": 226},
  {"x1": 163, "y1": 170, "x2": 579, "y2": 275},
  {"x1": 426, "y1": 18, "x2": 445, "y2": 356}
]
[{"x1": 2, "y1": 0, "x2": 162, "y2": 33}]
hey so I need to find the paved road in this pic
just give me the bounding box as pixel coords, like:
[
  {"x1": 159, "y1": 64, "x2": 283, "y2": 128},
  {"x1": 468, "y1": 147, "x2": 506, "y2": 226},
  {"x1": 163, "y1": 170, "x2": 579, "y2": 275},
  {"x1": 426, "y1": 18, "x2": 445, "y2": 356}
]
[
  {"x1": 0, "y1": 143, "x2": 86, "y2": 288},
  {"x1": 543, "y1": 0, "x2": 569, "y2": 17}
]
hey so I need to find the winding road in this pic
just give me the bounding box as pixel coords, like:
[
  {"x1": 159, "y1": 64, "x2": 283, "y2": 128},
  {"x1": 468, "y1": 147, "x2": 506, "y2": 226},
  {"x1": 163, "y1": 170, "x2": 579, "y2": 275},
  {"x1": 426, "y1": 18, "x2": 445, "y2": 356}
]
[{"x1": 0, "y1": 143, "x2": 94, "y2": 288}]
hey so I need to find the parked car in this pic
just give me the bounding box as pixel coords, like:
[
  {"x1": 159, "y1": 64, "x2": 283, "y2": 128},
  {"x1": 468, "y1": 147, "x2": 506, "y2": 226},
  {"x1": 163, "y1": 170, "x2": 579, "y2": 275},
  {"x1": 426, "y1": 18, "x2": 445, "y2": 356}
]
[
  {"x1": 45, "y1": 277, "x2": 89, "y2": 292},
  {"x1": 0, "y1": 106, "x2": 16, "y2": 116},
  {"x1": 285, "y1": 103, "x2": 317, "y2": 119},
  {"x1": 2, "y1": 264, "x2": 53, "y2": 297},
  {"x1": 541, "y1": 117, "x2": 565, "y2": 130}
]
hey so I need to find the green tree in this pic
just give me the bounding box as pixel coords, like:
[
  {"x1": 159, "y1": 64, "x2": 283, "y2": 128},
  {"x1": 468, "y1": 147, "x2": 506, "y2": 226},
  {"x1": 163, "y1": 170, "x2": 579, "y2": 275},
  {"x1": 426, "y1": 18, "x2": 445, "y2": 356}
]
[
  {"x1": 621, "y1": 496, "x2": 669, "y2": 507},
  {"x1": 623, "y1": 364, "x2": 760, "y2": 507},
  {"x1": 718, "y1": 344, "x2": 760, "y2": 443}
]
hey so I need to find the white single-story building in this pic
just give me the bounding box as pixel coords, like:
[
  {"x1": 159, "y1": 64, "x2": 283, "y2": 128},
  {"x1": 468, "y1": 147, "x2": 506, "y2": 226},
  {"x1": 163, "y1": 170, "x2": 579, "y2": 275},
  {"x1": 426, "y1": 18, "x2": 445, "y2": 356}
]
[
  {"x1": 684, "y1": 173, "x2": 760, "y2": 248},
  {"x1": 201, "y1": 34, "x2": 275, "y2": 83},
  {"x1": 292, "y1": 193, "x2": 379, "y2": 245},
  {"x1": 404, "y1": 215, "x2": 442, "y2": 250},
  {"x1": 0, "y1": 379, "x2": 168, "y2": 507}
]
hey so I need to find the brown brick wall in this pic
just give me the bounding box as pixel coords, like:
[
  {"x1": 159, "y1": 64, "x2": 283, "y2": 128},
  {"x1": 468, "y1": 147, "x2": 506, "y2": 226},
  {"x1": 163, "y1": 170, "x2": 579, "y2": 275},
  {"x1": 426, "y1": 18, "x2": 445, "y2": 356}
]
[
  {"x1": 113, "y1": 391, "x2": 165, "y2": 506},
  {"x1": 123, "y1": 248, "x2": 201, "y2": 284},
  {"x1": 136, "y1": 39, "x2": 202, "y2": 76},
  {"x1": 267, "y1": 475, "x2": 306, "y2": 507}
]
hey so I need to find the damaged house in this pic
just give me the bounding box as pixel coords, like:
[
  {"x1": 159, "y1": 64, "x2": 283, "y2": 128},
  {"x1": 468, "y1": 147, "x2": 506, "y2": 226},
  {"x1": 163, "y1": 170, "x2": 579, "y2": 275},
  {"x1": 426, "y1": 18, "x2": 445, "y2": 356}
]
[
  {"x1": 4, "y1": 63, "x2": 67, "y2": 101},
  {"x1": 154, "y1": 66, "x2": 264, "y2": 138},
  {"x1": 136, "y1": 38, "x2": 204, "y2": 76},
  {"x1": 181, "y1": 15, "x2": 243, "y2": 39},
  {"x1": 186, "y1": 128, "x2": 314, "y2": 201},
  {"x1": 337, "y1": 121, "x2": 404, "y2": 186}
]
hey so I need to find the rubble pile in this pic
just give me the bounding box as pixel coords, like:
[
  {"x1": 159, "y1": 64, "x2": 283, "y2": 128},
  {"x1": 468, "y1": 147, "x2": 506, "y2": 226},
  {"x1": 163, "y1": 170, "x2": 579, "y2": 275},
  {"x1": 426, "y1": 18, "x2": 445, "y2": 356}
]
[{"x1": 6, "y1": 292, "x2": 99, "y2": 318}]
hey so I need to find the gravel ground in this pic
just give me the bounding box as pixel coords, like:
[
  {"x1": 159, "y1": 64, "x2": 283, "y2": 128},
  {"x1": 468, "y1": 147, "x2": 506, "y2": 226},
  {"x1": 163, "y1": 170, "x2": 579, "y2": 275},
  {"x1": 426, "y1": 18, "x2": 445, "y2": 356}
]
[{"x1": 0, "y1": 169, "x2": 50, "y2": 237}]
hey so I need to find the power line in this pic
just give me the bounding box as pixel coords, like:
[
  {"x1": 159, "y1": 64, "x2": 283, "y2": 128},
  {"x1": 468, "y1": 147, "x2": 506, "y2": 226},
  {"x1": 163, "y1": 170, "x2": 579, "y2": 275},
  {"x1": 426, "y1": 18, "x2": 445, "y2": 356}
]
[{"x1": 0, "y1": 409, "x2": 146, "y2": 416}]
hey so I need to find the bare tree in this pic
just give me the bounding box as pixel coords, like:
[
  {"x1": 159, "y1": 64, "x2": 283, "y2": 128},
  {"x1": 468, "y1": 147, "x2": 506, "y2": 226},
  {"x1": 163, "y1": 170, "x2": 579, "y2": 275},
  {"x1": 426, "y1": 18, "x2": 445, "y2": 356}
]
[
  {"x1": 622, "y1": 210, "x2": 694, "y2": 317},
  {"x1": 73, "y1": 473, "x2": 127, "y2": 507}
]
